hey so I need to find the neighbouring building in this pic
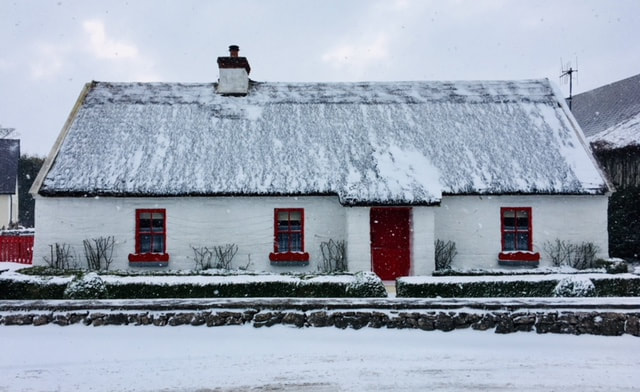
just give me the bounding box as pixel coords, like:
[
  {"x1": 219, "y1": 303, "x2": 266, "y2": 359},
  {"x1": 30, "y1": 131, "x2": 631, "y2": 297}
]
[
  {"x1": 30, "y1": 46, "x2": 611, "y2": 277},
  {"x1": 0, "y1": 139, "x2": 20, "y2": 229},
  {"x1": 571, "y1": 73, "x2": 640, "y2": 259}
]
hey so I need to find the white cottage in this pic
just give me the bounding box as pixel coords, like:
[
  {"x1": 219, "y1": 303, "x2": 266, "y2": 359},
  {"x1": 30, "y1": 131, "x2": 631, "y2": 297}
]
[{"x1": 31, "y1": 46, "x2": 611, "y2": 278}]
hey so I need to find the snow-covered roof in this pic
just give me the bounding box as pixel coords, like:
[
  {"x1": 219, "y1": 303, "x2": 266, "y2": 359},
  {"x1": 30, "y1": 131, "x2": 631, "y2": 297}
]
[
  {"x1": 0, "y1": 139, "x2": 19, "y2": 194},
  {"x1": 571, "y1": 73, "x2": 640, "y2": 148},
  {"x1": 589, "y1": 111, "x2": 640, "y2": 150},
  {"x1": 36, "y1": 79, "x2": 608, "y2": 204}
]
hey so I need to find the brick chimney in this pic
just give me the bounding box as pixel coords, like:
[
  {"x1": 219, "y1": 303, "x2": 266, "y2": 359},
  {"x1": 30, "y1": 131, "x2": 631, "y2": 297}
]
[{"x1": 216, "y1": 45, "x2": 251, "y2": 95}]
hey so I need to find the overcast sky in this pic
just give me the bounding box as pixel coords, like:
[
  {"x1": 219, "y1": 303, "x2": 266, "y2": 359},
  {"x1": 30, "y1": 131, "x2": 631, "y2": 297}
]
[{"x1": 1, "y1": 0, "x2": 639, "y2": 156}]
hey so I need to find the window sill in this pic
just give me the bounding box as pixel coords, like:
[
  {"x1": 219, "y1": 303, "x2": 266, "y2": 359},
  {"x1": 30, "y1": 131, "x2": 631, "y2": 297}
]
[
  {"x1": 269, "y1": 251, "x2": 310, "y2": 266},
  {"x1": 128, "y1": 253, "x2": 170, "y2": 267},
  {"x1": 498, "y1": 251, "x2": 540, "y2": 266}
]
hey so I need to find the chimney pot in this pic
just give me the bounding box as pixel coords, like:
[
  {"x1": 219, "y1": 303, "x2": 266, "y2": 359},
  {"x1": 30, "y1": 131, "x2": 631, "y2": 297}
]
[{"x1": 229, "y1": 45, "x2": 240, "y2": 57}]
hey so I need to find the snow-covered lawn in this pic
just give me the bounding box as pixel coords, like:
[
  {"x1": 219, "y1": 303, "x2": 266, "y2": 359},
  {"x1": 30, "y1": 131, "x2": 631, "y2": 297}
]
[{"x1": 1, "y1": 325, "x2": 639, "y2": 391}]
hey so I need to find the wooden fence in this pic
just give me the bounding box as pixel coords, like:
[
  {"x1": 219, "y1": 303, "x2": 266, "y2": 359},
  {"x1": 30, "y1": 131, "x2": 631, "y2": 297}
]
[{"x1": 0, "y1": 235, "x2": 34, "y2": 264}]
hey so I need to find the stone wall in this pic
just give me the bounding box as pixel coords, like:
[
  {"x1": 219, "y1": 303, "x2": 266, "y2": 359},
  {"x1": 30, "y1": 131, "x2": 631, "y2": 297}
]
[{"x1": 2, "y1": 309, "x2": 638, "y2": 336}]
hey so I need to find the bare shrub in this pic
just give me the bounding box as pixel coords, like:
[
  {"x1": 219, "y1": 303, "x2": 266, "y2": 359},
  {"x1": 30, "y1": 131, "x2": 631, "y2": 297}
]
[
  {"x1": 318, "y1": 239, "x2": 347, "y2": 273},
  {"x1": 435, "y1": 239, "x2": 457, "y2": 270},
  {"x1": 544, "y1": 239, "x2": 600, "y2": 270},
  {"x1": 192, "y1": 243, "x2": 238, "y2": 270},
  {"x1": 213, "y1": 243, "x2": 238, "y2": 269},
  {"x1": 191, "y1": 246, "x2": 215, "y2": 270},
  {"x1": 570, "y1": 242, "x2": 600, "y2": 270},
  {"x1": 83, "y1": 236, "x2": 115, "y2": 270},
  {"x1": 43, "y1": 243, "x2": 76, "y2": 269},
  {"x1": 543, "y1": 239, "x2": 573, "y2": 267},
  {"x1": 238, "y1": 254, "x2": 253, "y2": 271}
]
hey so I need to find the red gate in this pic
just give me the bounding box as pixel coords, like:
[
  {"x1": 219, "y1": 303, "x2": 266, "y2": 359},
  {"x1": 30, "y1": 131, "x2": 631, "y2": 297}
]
[{"x1": 0, "y1": 235, "x2": 34, "y2": 264}]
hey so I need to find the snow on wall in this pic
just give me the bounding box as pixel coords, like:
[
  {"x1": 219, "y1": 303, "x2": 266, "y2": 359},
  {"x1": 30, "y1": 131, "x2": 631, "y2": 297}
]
[
  {"x1": 434, "y1": 195, "x2": 609, "y2": 270},
  {"x1": 33, "y1": 196, "x2": 346, "y2": 272},
  {"x1": 38, "y1": 79, "x2": 607, "y2": 204}
]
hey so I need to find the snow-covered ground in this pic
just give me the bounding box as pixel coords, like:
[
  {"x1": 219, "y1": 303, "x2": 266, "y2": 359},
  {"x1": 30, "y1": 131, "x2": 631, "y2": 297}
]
[{"x1": 1, "y1": 325, "x2": 639, "y2": 391}]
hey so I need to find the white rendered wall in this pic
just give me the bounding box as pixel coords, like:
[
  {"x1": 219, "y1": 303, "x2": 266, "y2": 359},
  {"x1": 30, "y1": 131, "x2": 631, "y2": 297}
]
[
  {"x1": 33, "y1": 196, "x2": 346, "y2": 272},
  {"x1": 344, "y1": 207, "x2": 371, "y2": 272},
  {"x1": 217, "y1": 68, "x2": 249, "y2": 94},
  {"x1": 434, "y1": 195, "x2": 609, "y2": 269},
  {"x1": 412, "y1": 207, "x2": 435, "y2": 275}
]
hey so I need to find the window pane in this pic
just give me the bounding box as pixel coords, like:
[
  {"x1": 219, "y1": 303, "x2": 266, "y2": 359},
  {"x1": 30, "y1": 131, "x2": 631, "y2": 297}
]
[
  {"x1": 290, "y1": 233, "x2": 302, "y2": 251},
  {"x1": 503, "y1": 210, "x2": 515, "y2": 231},
  {"x1": 151, "y1": 213, "x2": 164, "y2": 232},
  {"x1": 140, "y1": 235, "x2": 152, "y2": 253},
  {"x1": 152, "y1": 236, "x2": 164, "y2": 253},
  {"x1": 277, "y1": 211, "x2": 289, "y2": 231},
  {"x1": 290, "y1": 221, "x2": 301, "y2": 232},
  {"x1": 504, "y1": 233, "x2": 515, "y2": 251},
  {"x1": 279, "y1": 233, "x2": 290, "y2": 252},
  {"x1": 516, "y1": 233, "x2": 530, "y2": 251},
  {"x1": 290, "y1": 211, "x2": 302, "y2": 231},
  {"x1": 289, "y1": 211, "x2": 301, "y2": 221},
  {"x1": 516, "y1": 210, "x2": 529, "y2": 230},
  {"x1": 139, "y1": 213, "x2": 152, "y2": 233}
]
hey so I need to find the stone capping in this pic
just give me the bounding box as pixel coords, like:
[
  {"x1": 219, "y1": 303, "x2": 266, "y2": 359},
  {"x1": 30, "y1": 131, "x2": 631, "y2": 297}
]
[{"x1": 1, "y1": 298, "x2": 639, "y2": 336}]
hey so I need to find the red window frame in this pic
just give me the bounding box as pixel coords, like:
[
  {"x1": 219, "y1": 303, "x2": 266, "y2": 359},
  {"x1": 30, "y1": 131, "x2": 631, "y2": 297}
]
[
  {"x1": 128, "y1": 208, "x2": 169, "y2": 263},
  {"x1": 501, "y1": 207, "x2": 532, "y2": 251},
  {"x1": 499, "y1": 207, "x2": 539, "y2": 263},
  {"x1": 269, "y1": 208, "x2": 309, "y2": 263}
]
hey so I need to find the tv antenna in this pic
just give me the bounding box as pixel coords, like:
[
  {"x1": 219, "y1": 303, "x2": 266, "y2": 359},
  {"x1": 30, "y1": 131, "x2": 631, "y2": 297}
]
[
  {"x1": 0, "y1": 126, "x2": 16, "y2": 138},
  {"x1": 560, "y1": 57, "x2": 578, "y2": 110}
]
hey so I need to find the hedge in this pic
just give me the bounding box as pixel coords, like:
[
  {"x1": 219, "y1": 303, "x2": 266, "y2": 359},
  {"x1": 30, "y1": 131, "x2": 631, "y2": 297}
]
[
  {"x1": 0, "y1": 271, "x2": 387, "y2": 299},
  {"x1": 0, "y1": 279, "x2": 68, "y2": 299},
  {"x1": 396, "y1": 275, "x2": 640, "y2": 298}
]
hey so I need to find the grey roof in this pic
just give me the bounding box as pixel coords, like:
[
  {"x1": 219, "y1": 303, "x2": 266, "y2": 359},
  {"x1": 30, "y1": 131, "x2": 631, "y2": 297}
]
[
  {"x1": 0, "y1": 139, "x2": 19, "y2": 194},
  {"x1": 571, "y1": 73, "x2": 640, "y2": 139},
  {"x1": 36, "y1": 79, "x2": 608, "y2": 204}
]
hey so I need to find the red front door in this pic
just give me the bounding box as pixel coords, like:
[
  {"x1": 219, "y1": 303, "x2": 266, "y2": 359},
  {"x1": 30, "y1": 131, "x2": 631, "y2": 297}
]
[{"x1": 370, "y1": 207, "x2": 411, "y2": 280}]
